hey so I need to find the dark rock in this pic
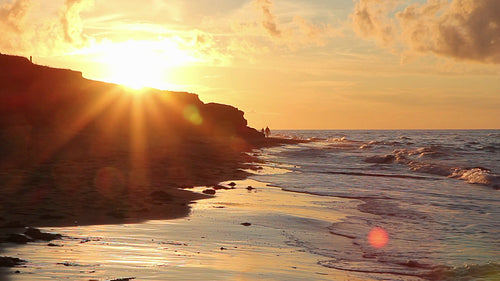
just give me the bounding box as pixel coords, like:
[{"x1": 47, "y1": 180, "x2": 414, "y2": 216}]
[
  {"x1": 5, "y1": 234, "x2": 33, "y2": 244},
  {"x1": 202, "y1": 189, "x2": 216, "y2": 195},
  {"x1": 241, "y1": 222, "x2": 252, "y2": 226},
  {"x1": 228, "y1": 182, "x2": 236, "y2": 187},
  {"x1": 109, "y1": 278, "x2": 136, "y2": 281},
  {"x1": 0, "y1": 256, "x2": 26, "y2": 267},
  {"x1": 24, "y1": 227, "x2": 62, "y2": 241},
  {"x1": 47, "y1": 243, "x2": 62, "y2": 247},
  {"x1": 57, "y1": 261, "x2": 81, "y2": 266},
  {"x1": 212, "y1": 185, "x2": 231, "y2": 190},
  {"x1": 249, "y1": 166, "x2": 263, "y2": 171},
  {"x1": 246, "y1": 186, "x2": 255, "y2": 190},
  {"x1": 150, "y1": 191, "x2": 173, "y2": 201},
  {"x1": 220, "y1": 247, "x2": 226, "y2": 250}
]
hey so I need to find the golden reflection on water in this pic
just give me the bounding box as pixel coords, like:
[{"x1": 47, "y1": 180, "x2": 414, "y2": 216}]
[{"x1": 4, "y1": 179, "x2": 369, "y2": 281}]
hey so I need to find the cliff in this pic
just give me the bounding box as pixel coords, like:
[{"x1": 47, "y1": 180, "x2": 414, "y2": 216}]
[
  {"x1": 0, "y1": 53, "x2": 301, "y2": 230},
  {"x1": 0, "y1": 53, "x2": 263, "y2": 157}
]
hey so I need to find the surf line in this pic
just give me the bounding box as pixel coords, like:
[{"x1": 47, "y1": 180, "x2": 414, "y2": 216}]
[{"x1": 319, "y1": 171, "x2": 434, "y2": 180}]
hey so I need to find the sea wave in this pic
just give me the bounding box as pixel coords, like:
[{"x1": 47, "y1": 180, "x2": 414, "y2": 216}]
[
  {"x1": 321, "y1": 171, "x2": 431, "y2": 180},
  {"x1": 357, "y1": 199, "x2": 431, "y2": 220},
  {"x1": 394, "y1": 145, "x2": 452, "y2": 159},
  {"x1": 364, "y1": 154, "x2": 396, "y2": 164},
  {"x1": 276, "y1": 137, "x2": 500, "y2": 188},
  {"x1": 449, "y1": 167, "x2": 500, "y2": 188},
  {"x1": 361, "y1": 150, "x2": 500, "y2": 189},
  {"x1": 325, "y1": 137, "x2": 364, "y2": 150},
  {"x1": 424, "y1": 262, "x2": 500, "y2": 281},
  {"x1": 407, "y1": 161, "x2": 453, "y2": 177},
  {"x1": 407, "y1": 163, "x2": 500, "y2": 189},
  {"x1": 319, "y1": 259, "x2": 500, "y2": 281}
]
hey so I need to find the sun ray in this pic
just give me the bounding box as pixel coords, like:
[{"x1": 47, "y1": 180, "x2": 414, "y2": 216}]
[
  {"x1": 36, "y1": 85, "x2": 123, "y2": 165},
  {"x1": 74, "y1": 39, "x2": 198, "y2": 90},
  {"x1": 129, "y1": 94, "x2": 150, "y2": 192}
]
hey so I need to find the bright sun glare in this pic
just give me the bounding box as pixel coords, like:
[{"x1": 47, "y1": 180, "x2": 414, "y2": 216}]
[{"x1": 80, "y1": 39, "x2": 196, "y2": 90}]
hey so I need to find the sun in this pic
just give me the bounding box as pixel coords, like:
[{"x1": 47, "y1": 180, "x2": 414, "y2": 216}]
[
  {"x1": 107, "y1": 48, "x2": 164, "y2": 90},
  {"x1": 81, "y1": 39, "x2": 197, "y2": 90}
]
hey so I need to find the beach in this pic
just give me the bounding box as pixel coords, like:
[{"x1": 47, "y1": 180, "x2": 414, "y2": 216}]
[
  {"x1": 1, "y1": 178, "x2": 372, "y2": 281},
  {"x1": 1, "y1": 130, "x2": 499, "y2": 281}
]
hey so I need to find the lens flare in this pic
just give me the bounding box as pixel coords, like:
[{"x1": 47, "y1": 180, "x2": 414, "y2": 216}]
[
  {"x1": 183, "y1": 105, "x2": 203, "y2": 125},
  {"x1": 368, "y1": 227, "x2": 389, "y2": 248}
]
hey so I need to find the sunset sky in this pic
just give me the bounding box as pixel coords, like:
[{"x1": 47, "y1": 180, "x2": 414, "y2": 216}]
[{"x1": 1, "y1": 0, "x2": 499, "y2": 129}]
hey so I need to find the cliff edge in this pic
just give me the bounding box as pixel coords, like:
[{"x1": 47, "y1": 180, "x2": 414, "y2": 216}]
[{"x1": 0, "y1": 53, "x2": 263, "y2": 142}]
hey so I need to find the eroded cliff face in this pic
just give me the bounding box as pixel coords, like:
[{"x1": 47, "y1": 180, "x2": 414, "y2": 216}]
[{"x1": 0, "y1": 54, "x2": 263, "y2": 157}]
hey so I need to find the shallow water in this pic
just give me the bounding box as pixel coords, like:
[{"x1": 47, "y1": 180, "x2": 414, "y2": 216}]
[{"x1": 254, "y1": 130, "x2": 500, "y2": 280}]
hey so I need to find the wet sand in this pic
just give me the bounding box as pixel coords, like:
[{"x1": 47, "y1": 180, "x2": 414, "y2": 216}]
[{"x1": 1, "y1": 179, "x2": 374, "y2": 281}]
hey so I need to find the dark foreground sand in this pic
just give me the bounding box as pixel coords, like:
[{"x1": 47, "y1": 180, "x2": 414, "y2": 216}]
[
  {"x1": 2, "y1": 179, "x2": 375, "y2": 281},
  {"x1": 0, "y1": 136, "x2": 302, "y2": 277},
  {"x1": 0, "y1": 137, "x2": 298, "y2": 227}
]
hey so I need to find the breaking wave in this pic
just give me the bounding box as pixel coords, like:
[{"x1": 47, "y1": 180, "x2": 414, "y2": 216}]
[
  {"x1": 359, "y1": 144, "x2": 500, "y2": 189},
  {"x1": 408, "y1": 163, "x2": 500, "y2": 188},
  {"x1": 393, "y1": 145, "x2": 452, "y2": 159},
  {"x1": 449, "y1": 167, "x2": 500, "y2": 188}
]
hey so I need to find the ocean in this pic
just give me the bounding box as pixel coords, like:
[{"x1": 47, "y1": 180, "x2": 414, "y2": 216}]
[{"x1": 252, "y1": 130, "x2": 500, "y2": 280}]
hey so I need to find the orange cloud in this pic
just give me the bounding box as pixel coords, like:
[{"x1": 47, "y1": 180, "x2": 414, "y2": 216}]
[
  {"x1": 250, "y1": 0, "x2": 341, "y2": 49},
  {"x1": 398, "y1": 0, "x2": 500, "y2": 64},
  {"x1": 352, "y1": 0, "x2": 500, "y2": 64},
  {"x1": 254, "y1": 0, "x2": 282, "y2": 38},
  {"x1": 351, "y1": 0, "x2": 397, "y2": 46},
  {"x1": 0, "y1": 0, "x2": 30, "y2": 32},
  {"x1": 0, "y1": 0, "x2": 31, "y2": 50},
  {"x1": 0, "y1": 0, "x2": 93, "y2": 55},
  {"x1": 60, "y1": 0, "x2": 93, "y2": 45}
]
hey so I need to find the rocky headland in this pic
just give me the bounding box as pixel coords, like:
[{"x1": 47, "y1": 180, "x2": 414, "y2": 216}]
[{"x1": 0, "y1": 53, "x2": 296, "y2": 228}]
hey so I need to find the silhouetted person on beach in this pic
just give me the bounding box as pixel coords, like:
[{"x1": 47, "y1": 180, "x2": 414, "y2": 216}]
[{"x1": 265, "y1": 126, "x2": 271, "y2": 137}]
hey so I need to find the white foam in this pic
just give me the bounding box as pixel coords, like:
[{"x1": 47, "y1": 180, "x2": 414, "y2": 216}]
[{"x1": 449, "y1": 167, "x2": 500, "y2": 188}]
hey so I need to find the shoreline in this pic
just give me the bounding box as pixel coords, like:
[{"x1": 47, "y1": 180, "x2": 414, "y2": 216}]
[{"x1": 1, "y1": 178, "x2": 372, "y2": 281}]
